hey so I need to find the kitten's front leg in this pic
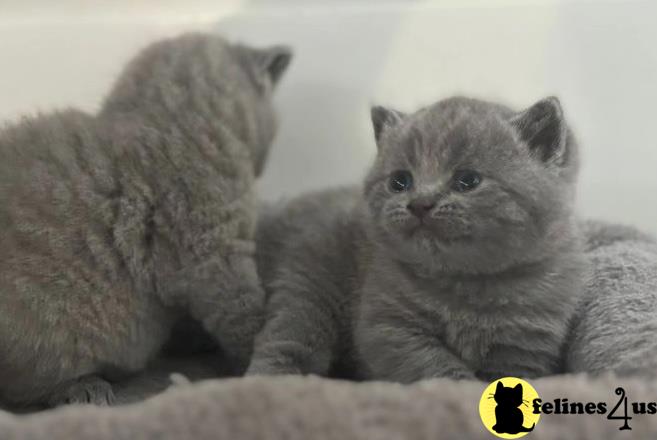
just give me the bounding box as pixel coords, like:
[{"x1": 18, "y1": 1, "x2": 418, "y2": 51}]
[
  {"x1": 355, "y1": 312, "x2": 475, "y2": 382},
  {"x1": 246, "y1": 283, "x2": 342, "y2": 377},
  {"x1": 478, "y1": 336, "x2": 564, "y2": 380}
]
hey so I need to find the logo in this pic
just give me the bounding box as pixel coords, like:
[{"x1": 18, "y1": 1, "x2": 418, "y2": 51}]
[
  {"x1": 532, "y1": 386, "x2": 653, "y2": 431},
  {"x1": 481, "y1": 379, "x2": 655, "y2": 435},
  {"x1": 479, "y1": 377, "x2": 540, "y2": 438}
]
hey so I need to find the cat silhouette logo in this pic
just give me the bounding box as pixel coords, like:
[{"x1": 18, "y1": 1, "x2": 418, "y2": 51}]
[{"x1": 479, "y1": 377, "x2": 541, "y2": 438}]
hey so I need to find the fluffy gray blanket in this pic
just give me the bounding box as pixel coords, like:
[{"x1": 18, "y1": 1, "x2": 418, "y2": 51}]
[
  {"x1": 2, "y1": 375, "x2": 657, "y2": 439},
  {"x1": 0, "y1": 220, "x2": 655, "y2": 439},
  {"x1": 568, "y1": 220, "x2": 657, "y2": 375}
]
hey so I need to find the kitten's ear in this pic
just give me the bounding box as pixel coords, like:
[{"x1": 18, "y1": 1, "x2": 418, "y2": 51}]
[
  {"x1": 496, "y1": 381, "x2": 504, "y2": 392},
  {"x1": 253, "y1": 45, "x2": 293, "y2": 86},
  {"x1": 514, "y1": 384, "x2": 523, "y2": 394},
  {"x1": 371, "y1": 105, "x2": 405, "y2": 145},
  {"x1": 510, "y1": 96, "x2": 567, "y2": 165}
]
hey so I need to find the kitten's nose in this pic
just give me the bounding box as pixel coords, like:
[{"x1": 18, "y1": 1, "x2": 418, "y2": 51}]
[{"x1": 407, "y1": 197, "x2": 436, "y2": 218}]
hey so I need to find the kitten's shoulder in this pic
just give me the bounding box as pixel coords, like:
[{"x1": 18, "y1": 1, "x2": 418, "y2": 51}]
[
  {"x1": 256, "y1": 186, "x2": 363, "y2": 277},
  {"x1": 259, "y1": 186, "x2": 361, "y2": 235},
  {"x1": 1, "y1": 109, "x2": 94, "y2": 145},
  {"x1": 0, "y1": 109, "x2": 96, "y2": 170}
]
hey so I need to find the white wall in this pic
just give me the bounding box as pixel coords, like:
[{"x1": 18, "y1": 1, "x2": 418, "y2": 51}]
[{"x1": 2, "y1": 0, "x2": 656, "y2": 234}]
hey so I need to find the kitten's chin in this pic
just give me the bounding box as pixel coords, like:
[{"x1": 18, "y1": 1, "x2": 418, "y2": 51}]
[
  {"x1": 381, "y1": 225, "x2": 448, "y2": 261},
  {"x1": 381, "y1": 226, "x2": 521, "y2": 275},
  {"x1": 396, "y1": 219, "x2": 471, "y2": 246},
  {"x1": 378, "y1": 220, "x2": 481, "y2": 271}
]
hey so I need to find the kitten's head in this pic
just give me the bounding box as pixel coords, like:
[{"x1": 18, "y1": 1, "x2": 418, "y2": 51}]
[
  {"x1": 102, "y1": 33, "x2": 292, "y2": 176},
  {"x1": 494, "y1": 381, "x2": 524, "y2": 407},
  {"x1": 231, "y1": 41, "x2": 293, "y2": 175},
  {"x1": 364, "y1": 96, "x2": 579, "y2": 274}
]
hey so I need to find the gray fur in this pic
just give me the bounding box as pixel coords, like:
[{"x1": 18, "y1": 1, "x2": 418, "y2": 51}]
[
  {"x1": 249, "y1": 188, "x2": 365, "y2": 377},
  {"x1": 248, "y1": 96, "x2": 585, "y2": 382},
  {"x1": 0, "y1": 32, "x2": 291, "y2": 407}
]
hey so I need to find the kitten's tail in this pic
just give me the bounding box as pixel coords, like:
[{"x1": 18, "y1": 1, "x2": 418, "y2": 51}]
[{"x1": 520, "y1": 423, "x2": 535, "y2": 432}]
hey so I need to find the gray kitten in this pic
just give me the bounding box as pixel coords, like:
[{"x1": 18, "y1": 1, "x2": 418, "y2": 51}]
[
  {"x1": 248, "y1": 96, "x2": 585, "y2": 382},
  {"x1": 0, "y1": 33, "x2": 291, "y2": 407}
]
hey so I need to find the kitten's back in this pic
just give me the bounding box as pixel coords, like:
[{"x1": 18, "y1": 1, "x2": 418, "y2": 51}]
[{"x1": 0, "y1": 110, "x2": 117, "y2": 254}]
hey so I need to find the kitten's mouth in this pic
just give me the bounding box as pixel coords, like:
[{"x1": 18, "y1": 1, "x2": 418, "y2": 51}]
[
  {"x1": 403, "y1": 218, "x2": 429, "y2": 234},
  {"x1": 401, "y1": 218, "x2": 471, "y2": 243},
  {"x1": 404, "y1": 220, "x2": 442, "y2": 240}
]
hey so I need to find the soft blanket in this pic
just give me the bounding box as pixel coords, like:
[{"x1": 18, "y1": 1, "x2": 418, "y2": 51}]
[
  {"x1": 2, "y1": 375, "x2": 657, "y2": 439},
  {"x1": 0, "y1": 219, "x2": 655, "y2": 439},
  {"x1": 568, "y1": 220, "x2": 657, "y2": 375}
]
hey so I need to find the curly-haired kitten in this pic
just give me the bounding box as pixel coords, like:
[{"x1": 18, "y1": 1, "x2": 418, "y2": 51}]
[
  {"x1": 0, "y1": 33, "x2": 291, "y2": 407},
  {"x1": 248, "y1": 96, "x2": 585, "y2": 382}
]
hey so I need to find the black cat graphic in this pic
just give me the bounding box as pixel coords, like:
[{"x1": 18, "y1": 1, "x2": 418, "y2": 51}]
[{"x1": 491, "y1": 381, "x2": 535, "y2": 434}]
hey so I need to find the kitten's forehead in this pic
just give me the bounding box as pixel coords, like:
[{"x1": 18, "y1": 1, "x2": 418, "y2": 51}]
[{"x1": 385, "y1": 97, "x2": 517, "y2": 172}]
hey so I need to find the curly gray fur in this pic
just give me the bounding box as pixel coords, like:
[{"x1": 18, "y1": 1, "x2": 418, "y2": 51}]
[{"x1": 0, "y1": 32, "x2": 291, "y2": 407}]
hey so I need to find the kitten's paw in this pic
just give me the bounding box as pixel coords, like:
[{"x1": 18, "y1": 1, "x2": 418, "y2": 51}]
[
  {"x1": 447, "y1": 370, "x2": 477, "y2": 381},
  {"x1": 246, "y1": 359, "x2": 302, "y2": 376},
  {"x1": 168, "y1": 373, "x2": 192, "y2": 388},
  {"x1": 48, "y1": 376, "x2": 115, "y2": 407}
]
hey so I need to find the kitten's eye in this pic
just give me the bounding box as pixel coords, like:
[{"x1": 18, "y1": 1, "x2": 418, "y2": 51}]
[
  {"x1": 452, "y1": 170, "x2": 482, "y2": 192},
  {"x1": 389, "y1": 170, "x2": 413, "y2": 192}
]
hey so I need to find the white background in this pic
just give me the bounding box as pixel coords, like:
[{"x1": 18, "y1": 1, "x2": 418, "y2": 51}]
[{"x1": 1, "y1": 0, "x2": 656, "y2": 234}]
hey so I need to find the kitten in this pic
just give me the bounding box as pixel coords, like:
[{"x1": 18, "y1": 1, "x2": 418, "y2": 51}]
[
  {"x1": 0, "y1": 33, "x2": 291, "y2": 407},
  {"x1": 248, "y1": 96, "x2": 584, "y2": 382},
  {"x1": 491, "y1": 381, "x2": 535, "y2": 434}
]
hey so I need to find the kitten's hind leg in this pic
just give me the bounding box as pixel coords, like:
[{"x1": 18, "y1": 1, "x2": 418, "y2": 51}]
[{"x1": 47, "y1": 375, "x2": 115, "y2": 407}]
